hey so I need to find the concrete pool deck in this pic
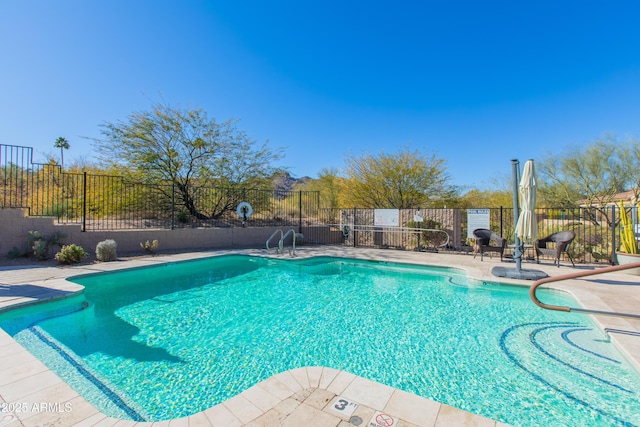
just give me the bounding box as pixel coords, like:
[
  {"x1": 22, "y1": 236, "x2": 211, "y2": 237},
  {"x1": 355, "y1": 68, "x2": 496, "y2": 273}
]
[{"x1": 1, "y1": 246, "x2": 639, "y2": 427}]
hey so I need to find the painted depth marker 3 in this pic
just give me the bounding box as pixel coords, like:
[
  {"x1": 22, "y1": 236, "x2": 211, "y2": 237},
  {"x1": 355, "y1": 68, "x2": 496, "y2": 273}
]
[
  {"x1": 328, "y1": 396, "x2": 359, "y2": 418},
  {"x1": 368, "y1": 411, "x2": 397, "y2": 427}
]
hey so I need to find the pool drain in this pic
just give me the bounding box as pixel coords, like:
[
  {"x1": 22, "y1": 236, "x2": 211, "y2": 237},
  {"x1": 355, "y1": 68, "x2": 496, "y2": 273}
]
[{"x1": 349, "y1": 415, "x2": 363, "y2": 425}]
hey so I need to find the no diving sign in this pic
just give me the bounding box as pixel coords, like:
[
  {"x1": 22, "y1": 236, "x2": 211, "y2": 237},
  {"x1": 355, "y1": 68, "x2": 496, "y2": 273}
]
[{"x1": 368, "y1": 411, "x2": 397, "y2": 427}]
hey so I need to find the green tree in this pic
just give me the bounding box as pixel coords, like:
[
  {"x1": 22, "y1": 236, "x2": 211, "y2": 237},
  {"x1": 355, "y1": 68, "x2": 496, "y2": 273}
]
[
  {"x1": 297, "y1": 167, "x2": 345, "y2": 209},
  {"x1": 93, "y1": 102, "x2": 283, "y2": 219},
  {"x1": 537, "y1": 135, "x2": 638, "y2": 224},
  {"x1": 54, "y1": 137, "x2": 70, "y2": 169},
  {"x1": 622, "y1": 138, "x2": 640, "y2": 203},
  {"x1": 342, "y1": 145, "x2": 457, "y2": 208},
  {"x1": 457, "y1": 189, "x2": 512, "y2": 208}
]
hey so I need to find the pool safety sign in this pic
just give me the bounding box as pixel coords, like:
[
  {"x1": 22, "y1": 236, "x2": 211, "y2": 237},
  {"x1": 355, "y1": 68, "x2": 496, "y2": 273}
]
[
  {"x1": 467, "y1": 209, "x2": 490, "y2": 238},
  {"x1": 374, "y1": 209, "x2": 400, "y2": 227},
  {"x1": 368, "y1": 411, "x2": 397, "y2": 427}
]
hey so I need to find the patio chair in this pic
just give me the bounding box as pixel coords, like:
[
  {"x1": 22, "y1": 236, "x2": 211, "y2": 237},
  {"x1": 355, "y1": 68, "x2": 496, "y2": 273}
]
[
  {"x1": 534, "y1": 231, "x2": 576, "y2": 267},
  {"x1": 472, "y1": 228, "x2": 506, "y2": 261}
]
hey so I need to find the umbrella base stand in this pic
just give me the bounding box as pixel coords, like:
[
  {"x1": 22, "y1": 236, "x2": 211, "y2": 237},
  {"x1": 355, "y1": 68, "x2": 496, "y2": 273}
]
[{"x1": 491, "y1": 266, "x2": 548, "y2": 280}]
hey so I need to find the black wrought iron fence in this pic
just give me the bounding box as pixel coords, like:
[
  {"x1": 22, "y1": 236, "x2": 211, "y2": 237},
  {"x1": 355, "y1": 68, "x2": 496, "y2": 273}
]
[
  {"x1": 1, "y1": 144, "x2": 40, "y2": 209},
  {"x1": 0, "y1": 144, "x2": 322, "y2": 231},
  {"x1": 461, "y1": 206, "x2": 615, "y2": 264},
  {"x1": 302, "y1": 206, "x2": 618, "y2": 264},
  {"x1": 0, "y1": 143, "x2": 623, "y2": 264}
]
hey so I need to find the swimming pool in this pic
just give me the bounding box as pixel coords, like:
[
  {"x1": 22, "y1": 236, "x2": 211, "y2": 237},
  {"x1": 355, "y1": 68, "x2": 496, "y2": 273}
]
[{"x1": 0, "y1": 255, "x2": 638, "y2": 426}]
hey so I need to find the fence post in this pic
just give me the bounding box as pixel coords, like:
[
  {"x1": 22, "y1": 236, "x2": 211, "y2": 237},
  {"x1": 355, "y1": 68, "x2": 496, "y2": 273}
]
[
  {"x1": 453, "y1": 208, "x2": 461, "y2": 250},
  {"x1": 611, "y1": 205, "x2": 617, "y2": 265},
  {"x1": 171, "y1": 183, "x2": 175, "y2": 230},
  {"x1": 500, "y1": 206, "x2": 503, "y2": 237},
  {"x1": 81, "y1": 171, "x2": 87, "y2": 232},
  {"x1": 298, "y1": 190, "x2": 303, "y2": 233},
  {"x1": 353, "y1": 207, "x2": 357, "y2": 247}
]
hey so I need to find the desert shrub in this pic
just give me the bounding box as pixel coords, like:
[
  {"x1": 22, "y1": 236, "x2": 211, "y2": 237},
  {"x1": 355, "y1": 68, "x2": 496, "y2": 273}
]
[
  {"x1": 8, "y1": 230, "x2": 66, "y2": 260},
  {"x1": 96, "y1": 239, "x2": 118, "y2": 262},
  {"x1": 32, "y1": 239, "x2": 50, "y2": 260},
  {"x1": 140, "y1": 239, "x2": 159, "y2": 254},
  {"x1": 9, "y1": 231, "x2": 43, "y2": 258},
  {"x1": 32, "y1": 231, "x2": 66, "y2": 260},
  {"x1": 176, "y1": 210, "x2": 189, "y2": 223},
  {"x1": 406, "y1": 219, "x2": 447, "y2": 250},
  {"x1": 8, "y1": 244, "x2": 31, "y2": 259},
  {"x1": 55, "y1": 244, "x2": 88, "y2": 264}
]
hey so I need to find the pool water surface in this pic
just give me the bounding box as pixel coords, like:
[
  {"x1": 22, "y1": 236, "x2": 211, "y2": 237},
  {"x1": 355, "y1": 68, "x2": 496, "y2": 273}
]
[{"x1": 0, "y1": 255, "x2": 638, "y2": 426}]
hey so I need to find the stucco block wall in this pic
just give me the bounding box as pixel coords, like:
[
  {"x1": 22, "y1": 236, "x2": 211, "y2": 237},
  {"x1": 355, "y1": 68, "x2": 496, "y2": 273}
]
[{"x1": 0, "y1": 209, "x2": 284, "y2": 258}]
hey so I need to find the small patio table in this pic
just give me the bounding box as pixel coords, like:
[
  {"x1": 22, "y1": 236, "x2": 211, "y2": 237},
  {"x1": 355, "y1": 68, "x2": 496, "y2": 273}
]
[{"x1": 506, "y1": 244, "x2": 535, "y2": 261}]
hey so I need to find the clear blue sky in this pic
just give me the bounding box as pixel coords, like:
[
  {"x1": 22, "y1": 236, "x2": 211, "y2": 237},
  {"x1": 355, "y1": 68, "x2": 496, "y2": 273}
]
[{"x1": 2, "y1": 1, "x2": 640, "y2": 190}]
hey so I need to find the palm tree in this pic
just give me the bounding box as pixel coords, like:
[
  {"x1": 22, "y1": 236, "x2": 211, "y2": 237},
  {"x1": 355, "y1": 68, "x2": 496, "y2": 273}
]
[{"x1": 54, "y1": 137, "x2": 70, "y2": 169}]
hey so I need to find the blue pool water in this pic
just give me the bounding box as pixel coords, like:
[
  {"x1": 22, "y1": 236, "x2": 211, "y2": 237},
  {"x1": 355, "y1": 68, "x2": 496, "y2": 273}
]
[{"x1": 0, "y1": 255, "x2": 639, "y2": 426}]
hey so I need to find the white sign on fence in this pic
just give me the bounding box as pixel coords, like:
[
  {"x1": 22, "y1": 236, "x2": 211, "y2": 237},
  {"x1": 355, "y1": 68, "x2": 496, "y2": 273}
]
[
  {"x1": 467, "y1": 209, "x2": 490, "y2": 238},
  {"x1": 374, "y1": 209, "x2": 399, "y2": 227}
]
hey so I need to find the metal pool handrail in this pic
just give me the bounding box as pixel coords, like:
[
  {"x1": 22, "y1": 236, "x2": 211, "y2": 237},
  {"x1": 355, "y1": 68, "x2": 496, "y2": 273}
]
[
  {"x1": 279, "y1": 228, "x2": 297, "y2": 256},
  {"x1": 529, "y1": 262, "x2": 640, "y2": 320},
  {"x1": 266, "y1": 229, "x2": 283, "y2": 253},
  {"x1": 331, "y1": 224, "x2": 450, "y2": 248}
]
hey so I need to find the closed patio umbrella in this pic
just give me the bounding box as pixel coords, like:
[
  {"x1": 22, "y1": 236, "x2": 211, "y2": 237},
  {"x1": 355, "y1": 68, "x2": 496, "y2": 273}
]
[
  {"x1": 492, "y1": 159, "x2": 546, "y2": 280},
  {"x1": 515, "y1": 159, "x2": 538, "y2": 242}
]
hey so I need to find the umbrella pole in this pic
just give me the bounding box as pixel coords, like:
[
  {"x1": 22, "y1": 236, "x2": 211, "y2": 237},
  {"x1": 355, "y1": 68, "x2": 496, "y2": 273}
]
[
  {"x1": 511, "y1": 159, "x2": 522, "y2": 271},
  {"x1": 491, "y1": 159, "x2": 547, "y2": 280}
]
